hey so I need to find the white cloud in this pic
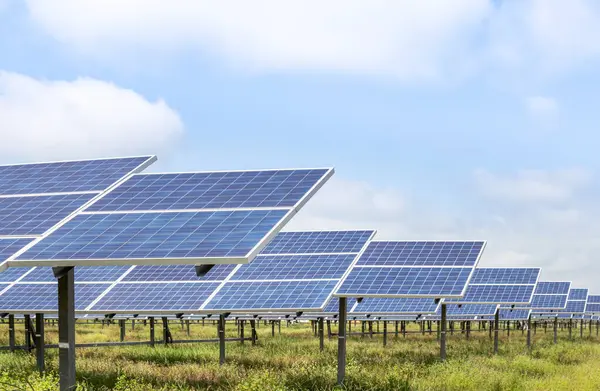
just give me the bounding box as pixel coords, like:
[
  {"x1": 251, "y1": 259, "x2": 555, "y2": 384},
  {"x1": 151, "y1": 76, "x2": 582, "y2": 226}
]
[
  {"x1": 290, "y1": 172, "x2": 600, "y2": 288},
  {"x1": 473, "y1": 168, "x2": 591, "y2": 203},
  {"x1": 525, "y1": 95, "x2": 559, "y2": 127},
  {"x1": 23, "y1": 0, "x2": 492, "y2": 81},
  {"x1": 0, "y1": 71, "x2": 183, "y2": 161}
]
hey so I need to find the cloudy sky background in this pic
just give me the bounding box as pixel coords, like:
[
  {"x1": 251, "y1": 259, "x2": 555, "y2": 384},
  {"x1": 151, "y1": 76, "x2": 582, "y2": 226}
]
[{"x1": 1, "y1": 0, "x2": 600, "y2": 287}]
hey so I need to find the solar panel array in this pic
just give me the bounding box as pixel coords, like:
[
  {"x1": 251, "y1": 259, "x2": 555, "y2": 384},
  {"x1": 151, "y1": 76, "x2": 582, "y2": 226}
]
[
  {"x1": 446, "y1": 268, "x2": 540, "y2": 305},
  {"x1": 351, "y1": 298, "x2": 440, "y2": 315},
  {"x1": 334, "y1": 241, "x2": 485, "y2": 298},
  {"x1": 586, "y1": 295, "x2": 600, "y2": 314},
  {"x1": 498, "y1": 308, "x2": 531, "y2": 321},
  {"x1": 560, "y1": 288, "x2": 588, "y2": 315},
  {"x1": 10, "y1": 168, "x2": 333, "y2": 267},
  {"x1": 0, "y1": 230, "x2": 374, "y2": 314}
]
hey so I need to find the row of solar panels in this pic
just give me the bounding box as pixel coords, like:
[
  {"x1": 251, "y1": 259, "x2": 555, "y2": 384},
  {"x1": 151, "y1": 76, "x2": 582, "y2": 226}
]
[{"x1": 0, "y1": 156, "x2": 596, "y2": 319}]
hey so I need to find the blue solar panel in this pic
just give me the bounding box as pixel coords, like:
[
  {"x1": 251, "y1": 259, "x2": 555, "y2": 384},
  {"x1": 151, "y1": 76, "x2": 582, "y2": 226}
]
[
  {"x1": 16, "y1": 210, "x2": 288, "y2": 261},
  {"x1": 0, "y1": 238, "x2": 32, "y2": 260},
  {"x1": 21, "y1": 266, "x2": 130, "y2": 282},
  {"x1": 260, "y1": 230, "x2": 374, "y2": 254},
  {"x1": 123, "y1": 264, "x2": 236, "y2": 282},
  {"x1": 335, "y1": 267, "x2": 472, "y2": 297},
  {"x1": 448, "y1": 285, "x2": 535, "y2": 304},
  {"x1": 232, "y1": 254, "x2": 356, "y2": 280},
  {"x1": 0, "y1": 156, "x2": 154, "y2": 195},
  {"x1": 352, "y1": 298, "x2": 439, "y2": 314},
  {"x1": 530, "y1": 294, "x2": 568, "y2": 309},
  {"x1": 87, "y1": 169, "x2": 331, "y2": 211},
  {"x1": 445, "y1": 304, "x2": 498, "y2": 316},
  {"x1": 470, "y1": 268, "x2": 540, "y2": 285},
  {"x1": 203, "y1": 280, "x2": 337, "y2": 310},
  {"x1": 355, "y1": 241, "x2": 484, "y2": 266},
  {"x1": 498, "y1": 309, "x2": 531, "y2": 320},
  {"x1": 564, "y1": 300, "x2": 586, "y2": 313},
  {"x1": 568, "y1": 288, "x2": 588, "y2": 300},
  {"x1": 0, "y1": 283, "x2": 110, "y2": 311},
  {"x1": 90, "y1": 282, "x2": 219, "y2": 312},
  {"x1": 0, "y1": 194, "x2": 96, "y2": 236},
  {"x1": 0, "y1": 267, "x2": 31, "y2": 282},
  {"x1": 588, "y1": 295, "x2": 600, "y2": 303},
  {"x1": 586, "y1": 303, "x2": 600, "y2": 313},
  {"x1": 535, "y1": 282, "x2": 570, "y2": 295}
]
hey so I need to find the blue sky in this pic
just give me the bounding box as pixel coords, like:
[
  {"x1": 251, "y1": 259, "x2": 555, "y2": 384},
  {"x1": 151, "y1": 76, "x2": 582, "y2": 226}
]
[{"x1": 2, "y1": 1, "x2": 600, "y2": 287}]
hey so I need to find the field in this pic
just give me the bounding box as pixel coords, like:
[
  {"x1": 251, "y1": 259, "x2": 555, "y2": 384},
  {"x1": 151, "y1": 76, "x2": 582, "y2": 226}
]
[{"x1": 1, "y1": 320, "x2": 600, "y2": 390}]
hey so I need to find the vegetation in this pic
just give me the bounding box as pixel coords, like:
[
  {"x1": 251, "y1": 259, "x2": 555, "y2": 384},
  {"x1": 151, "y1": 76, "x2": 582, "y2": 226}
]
[{"x1": 0, "y1": 319, "x2": 599, "y2": 390}]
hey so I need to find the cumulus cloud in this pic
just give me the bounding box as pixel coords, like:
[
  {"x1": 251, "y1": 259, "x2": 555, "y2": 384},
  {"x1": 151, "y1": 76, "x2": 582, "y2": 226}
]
[
  {"x1": 289, "y1": 172, "x2": 600, "y2": 288},
  {"x1": 0, "y1": 71, "x2": 183, "y2": 161}
]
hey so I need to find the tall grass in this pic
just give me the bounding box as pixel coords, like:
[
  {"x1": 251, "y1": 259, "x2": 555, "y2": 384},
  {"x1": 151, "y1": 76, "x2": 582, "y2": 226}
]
[{"x1": 0, "y1": 319, "x2": 599, "y2": 390}]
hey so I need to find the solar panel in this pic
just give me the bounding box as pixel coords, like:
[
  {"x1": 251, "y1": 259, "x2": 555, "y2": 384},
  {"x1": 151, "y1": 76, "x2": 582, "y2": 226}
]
[
  {"x1": 11, "y1": 168, "x2": 333, "y2": 267},
  {"x1": 520, "y1": 281, "x2": 571, "y2": 312},
  {"x1": 0, "y1": 283, "x2": 110, "y2": 312},
  {"x1": 260, "y1": 230, "x2": 374, "y2": 254},
  {"x1": 560, "y1": 288, "x2": 588, "y2": 315},
  {"x1": 0, "y1": 156, "x2": 154, "y2": 195},
  {"x1": 569, "y1": 288, "x2": 588, "y2": 301},
  {"x1": 498, "y1": 308, "x2": 531, "y2": 321},
  {"x1": 530, "y1": 294, "x2": 568, "y2": 309},
  {"x1": 444, "y1": 304, "x2": 498, "y2": 316},
  {"x1": 535, "y1": 281, "x2": 570, "y2": 295},
  {"x1": 0, "y1": 238, "x2": 33, "y2": 260},
  {"x1": 447, "y1": 267, "x2": 539, "y2": 305},
  {"x1": 334, "y1": 240, "x2": 485, "y2": 298},
  {"x1": 79, "y1": 230, "x2": 375, "y2": 314},
  {"x1": 21, "y1": 266, "x2": 131, "y2": 282},
  {"x1": 351, "y1": 298, "x2": 439, "y2": 315},
  {"x1": 586, "y1": 295, "x2": 600, "y2": 314}
]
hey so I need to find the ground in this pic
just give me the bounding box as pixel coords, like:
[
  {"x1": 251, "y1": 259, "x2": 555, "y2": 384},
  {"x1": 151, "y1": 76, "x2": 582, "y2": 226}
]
[{"x1": 0, "y1": 319, "x2": 599, "y2": 390}]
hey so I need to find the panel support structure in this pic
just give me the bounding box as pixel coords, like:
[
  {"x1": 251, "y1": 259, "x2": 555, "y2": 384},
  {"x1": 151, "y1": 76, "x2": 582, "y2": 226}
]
[
  {"x1": 440, "y1": 304, "x2": 447, "y2": 361},
  {"x1": 526, "y1": 315, "x2": 532, "y2": 350},
  {"x1": 36, "y1": 313, "x2": 45, "y2": 374},
  {"x1": 219, "y1": 314, "x2": 226, "y2": 365},
  {"x1": 318, "y1": 317, "x2": 324, "y2": 352},
  {"x1": 337, "y1": 297, "x2": 347, "y2": 386},
  {"x1": 8, "y1": 314, "x2": 15, "y2": 353},
  {"x1": 493, "y1": 310, "x2": 499, "y2": 354},
  {"x1": 149, "y1": 317, "x2": 155, "y2": 348},
  {"x1": 554, "y1": 317, "x2": 558, "y2": 344},
  {"x1": 55, "y1": 266, "x2": 76, "y2": 391}
]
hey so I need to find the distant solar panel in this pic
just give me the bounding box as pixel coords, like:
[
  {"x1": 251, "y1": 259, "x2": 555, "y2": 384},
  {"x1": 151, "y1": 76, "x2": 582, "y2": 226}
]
[
  {"x1": 259, "y1": 230, "x2": 374, "y2": 254},
  {"x1": 11, "y1": 168, "x2": 333, "y2": 267},
  {"x1": 445, "y1": 304, "x2": 498, "y2": 316},
  {"x1": 351, "y1": 298, "x2": 439, "y2": 315},
  {"x1": 0, "y1": 283, "x2": 110, "y2": 312},
  {"x1": 569, "y1": 288, "x2": 588, "y2": 301},
  {"x1": 443, "y1": 267, "x2": 539, "y2": 305},
  {"x1": 521, "y1": 281, "x2": 571, "y2": 312},
  {"x1": 0, "y1": 238, "x2": 33, "y2": 260},
  {"x1": 498, "y1": 308, "x2": 531, "y2": 321},
  {"x1": 0, "y1": 156, "x2": 154, "y2": 195},
  {"x1": 530, "y1": 294, "x2": 568, "y2": 309},
  {"x1": 586, "y1": 295, "x2": 600, "y2": 314},
  {"x1": 535, "y1": 282, "x2": 570, "y2": 295},
  {"x1": 335, "y1": 240, "x2": 485, "y2": 298},
  {"x1": 560, "y1": 288, "x2": 588, "y2": 315}
]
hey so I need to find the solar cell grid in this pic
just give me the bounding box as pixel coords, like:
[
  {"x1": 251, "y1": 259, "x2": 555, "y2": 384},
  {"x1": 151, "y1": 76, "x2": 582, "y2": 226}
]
[
  {"x1": 123, "y1": 264, "x2": 236, "y2": 282},
  {"x1": 530, "y1": 294, "x2": 568, "y2": 309},
  {"x1": 0, "y1": 283, "x2": 110, "y2": 311},
  {"x1": 470, "y1": 268, "x2": 540, "y2": 285},
  {"x1": 231, "y1": 254, "x2": 356, "y2": 280},
  {"x1": 259, "y1": 230, "x2": 374, "y2": 254},
  {"x1": 203, "y1": 280, "x2": 338, "y2": 311},
  {"x1": 535, "y1": 282, "x2": 570, "y2": 295},
  {"x1": 352, "y1": 298, "x2": 439, "y2": 314},
  {"x1": 89, "y1": 282, "x2": 220, "y2": 312},
  {"x1": 447, "y1": 284, "x2": 535, "y2": 304},
  {"x1": 0, "y1": 238, "x2": 32, "y2": 260},
  {"x1": 16, "y1": 209, "x2": 288, "y2": 262},
  {"x1": 445, "y1": 304, "x2": 498, "y2": 316},
  {"x1": 0, "y1": 267, "x2": 31, "y2": 282},
  {"x1": 568, "y1": 288, "x2": 588, "y2": 301},
  {"x1": 0, "y1": 156, "x2": 154, "y2": 195},
  {"x1": 0, "y1": 194, "x2": 96, "y2": 236},
  {"x1": 588, "y1": 295, "x2": 600, "y2": 303},
  {"x1": 356, "y1": 241, "x2": 484, "y2": 266},
  {"x1": 586, "y1": 303, "x2": 600, "y2": 313},
  {"x1": 21, "y1": 266, "x2": 130, "y2": 282},
  {"x1": 563, "y1": 300, "x2": 586, "y2": 314},
  {"x1": 498, "y1": 309, "x2": 531, "y2": 320},
  {"x1": 87, "y1": 169, "x2": 332, "y2": 211},
  {"x1": 336, "y1": 267, "x2": 472, "y2": 297}
]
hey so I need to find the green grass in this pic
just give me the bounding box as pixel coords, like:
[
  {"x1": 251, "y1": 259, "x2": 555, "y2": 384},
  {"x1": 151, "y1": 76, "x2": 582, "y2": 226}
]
[{"x1": 0, "y1": 320, "x2": 599, "y2": 390}]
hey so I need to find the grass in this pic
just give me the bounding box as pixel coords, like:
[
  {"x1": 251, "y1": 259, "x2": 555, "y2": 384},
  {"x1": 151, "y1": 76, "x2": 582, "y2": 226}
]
[{"x1": 0, "y1": 319, "x2": 599, "y2": 390}]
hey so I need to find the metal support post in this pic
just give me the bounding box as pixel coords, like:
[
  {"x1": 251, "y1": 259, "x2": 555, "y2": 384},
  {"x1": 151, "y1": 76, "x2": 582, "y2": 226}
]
[
  {"x1": 149, "y1": 317, "x2": 155, "y2": 347},
  {"x1": 250, "y1": 320, "x2": 257, "y2": 345},
  {"x1": 466, "y1": 321, "x2": 470, "y2": 340},
  {"x1": 554, "y1": 317, "x2": 558, "y2": 344},
  {"x1": 219, "y1": 315, "x2": 225, "y2": 365},
  {"x1": 36, "y1": 313, "x2": 45, "y2": 373},
  {"x1": 24, "y1": 314, "x2": 33, "y2": 353},
  {"x1": 580, "y1": 319, "x2": 584, "y2": 338},
  {"x1": 368, "y1": 321, "x2": 373, "y2": 338},
  {"x1": 8, "y1": 314, "x2": 15, "y2": 352},
  {"x1": 440, "y1": 304, "x2": 447, "y2": 361},
  {"x1": 55, "y1": 266, "x2": 76, "y2": 391},
  {"x1": 162, "y1": 317, "x2": 172, "y2": 344},
  {"x1": 318, "y1": 317, "x2": 324, "y2": 352},
  {"x1": 395, "y1": 321, "x2": 399, "y2": 338},
  {"x1": 527, "y1": 315, "x2": 532, "y2": 350},
  {"x1": 271, "y1": 320, "x2": 275, "y2": 337},
  {"x1": 327, "y1": 320, "x2": 332, "y2": 339},
  {"x1": 186, "y1": 320, "x2": 190, "y2": 337},
  {"x1": 507, "y1": 321, "x2": 510, "y2": 338},
  {"x1": 337, "y1": 297, "x2": 347, "y2": 386},
  {"x1": 383, "y1": 321, "x2": 387, "y2": 346},
  {"x1": 569, "y1": 318, "x2": 572, "y2": 339},
  {"x1": 494, "y1": 310, "x2": 499, "y2": 354},
  {"x1": 240, "y1": 320, "x2": 245, "y2": 345},
  {"x1": 119, "y1": 319, "x2": 125, "y2": 342}
]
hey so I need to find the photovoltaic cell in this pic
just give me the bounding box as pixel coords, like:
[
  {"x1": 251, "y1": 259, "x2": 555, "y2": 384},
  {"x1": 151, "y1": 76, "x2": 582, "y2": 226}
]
[
  {"x1": 87, "y1": 169, "x2": 330, "y2": 211},
  {"x1": 447, "y1": 285, "x2": 535, "y2": 304},
  {"x1": 530, "y1": 294, "x2": 568, "y2": 309},
  {"x1": 21, "y1": 266, "x2": 130, "y2": 282},
  {"x1": 232, "y1": 254, "x2": 356, "y2": 280},
  {"x1": 470, "y1": 268, "x2": 539, "y2": 285},
  {"x1": 17, "y1": 210, "x2": 288, "y2": 262},
  {"x1": 568, "y1": 288, "x2": 588, "y2": 301},
  {"x1": 336, "y1": 267, "x2": 472, "y2": 297},
  {"x1": 498, "y1": 309, "x2": 531, "y2": 321},
  {"x1": 0, "y1": 283, "x2": 110, "y2": 311},
  {"x1": 0, "y1": 194, "x2": 96, "y2": 236},
  {"x1": 91, "y1": 283, "x2": 219, "y2": 312},
  {"x1": 352, "y1": 298, "x2": 439, "y2": 314},
  {"x1": 260, "y1": 230, "x2": 374, "y2": 254},
  {"x1": 0, "y1": 267, "x2": 31, "y2": 282},
  {"x1": 0, "y1": 238, "x2": 32, "y2": 260},
  {"x1": 588, "y1": 295, "x2": 600, "y2": 303},
  {"x1": 586, "y1": 304, "x2": 600, "y2": 313},
  {"x1": 203, "y1": 280, "x2": 338, "y2": 311},
  {"x1": 355, "y1": 241, "x2": 484, "y2": 266},
  {"x1": 563, "y1": 300, "x2": 586, "y2": 313},
  {"x1": 445, "y1": 304, "x2": 498, "y2": 316},
  {"x1": 0, "y1": 156, "x2": 153, "y2": 195}
]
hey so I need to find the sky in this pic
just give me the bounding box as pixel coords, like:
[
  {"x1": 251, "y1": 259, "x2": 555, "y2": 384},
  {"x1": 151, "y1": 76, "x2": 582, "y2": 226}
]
[{"x1": 1, "y1": 1, "x2": 600, "y2": 288}]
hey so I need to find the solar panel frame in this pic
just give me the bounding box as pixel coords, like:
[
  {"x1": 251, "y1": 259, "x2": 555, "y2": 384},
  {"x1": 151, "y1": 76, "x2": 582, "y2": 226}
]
[
  {"x1": 333, "y1": 240, "x2": 486, "y2": 299},
  {"x1": 7, "y1": 167, "x2": 334, "y2": 267},
  {"x1": 351, "y1": 298, "x2": 441, "y2": 315}
]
